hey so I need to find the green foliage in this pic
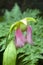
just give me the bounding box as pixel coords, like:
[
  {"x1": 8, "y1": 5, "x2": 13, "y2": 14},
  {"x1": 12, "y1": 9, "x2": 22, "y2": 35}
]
[
  {"x1": 22, "y1": 9, "x2": 40, "y2": 18},
  {"x1": 0, "y1": 3, "x2": 43, "y2": 65},
  {"x1": 10, "y1": 3, "x2": 22, "y2": 21},
  {"x1": 17, "y1": 43, "x2": 43, "y2": 65}
]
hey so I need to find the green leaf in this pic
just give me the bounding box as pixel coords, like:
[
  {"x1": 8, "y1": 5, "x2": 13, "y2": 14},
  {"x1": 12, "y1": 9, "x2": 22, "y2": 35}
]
[{"x1": 3, "y1": 40, "x2": 17, "y2": 65}]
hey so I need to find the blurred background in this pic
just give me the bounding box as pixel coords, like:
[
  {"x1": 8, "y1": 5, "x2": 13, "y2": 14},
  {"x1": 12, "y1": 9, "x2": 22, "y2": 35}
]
[
  {"x1": 0, "y1": 0, "x2": 43, "y2": 16},
  {"x1": 0, "y1": 0, "x2": 43, "y2": 65}
]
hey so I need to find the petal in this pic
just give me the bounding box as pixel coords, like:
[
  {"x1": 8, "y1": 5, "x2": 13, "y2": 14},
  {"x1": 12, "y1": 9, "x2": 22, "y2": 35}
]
[
  {"x1": 15, "y1": 28, "x2": 26, "y2": 47},
  {"x1": 26, "y1": 26, "x2": 33, "y2": 44},
  {"x1": 15, "y1": 37, "x2": 24, "y2": 47},
  {"x1": 21, "y1": 18, "x2": 27, "y2": 25}
]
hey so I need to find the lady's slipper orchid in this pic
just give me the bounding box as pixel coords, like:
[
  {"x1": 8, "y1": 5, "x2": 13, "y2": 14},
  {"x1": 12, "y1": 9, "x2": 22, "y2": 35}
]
[{"x1": 15, "y1": 25, "x2": 33, "y2": 48}]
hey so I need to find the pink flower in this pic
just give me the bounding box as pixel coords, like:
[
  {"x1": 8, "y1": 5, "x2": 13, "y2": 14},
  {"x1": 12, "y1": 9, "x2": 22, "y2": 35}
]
[
  {"x1": 15, "y1": 26, "x2": 33, "y2": 48},
  {"x1": 26, "y1": 26, "x2": 33, "y2": 44},
  {"x1": 15, "y1": 28, "x2": 26, "y2": 47}
]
